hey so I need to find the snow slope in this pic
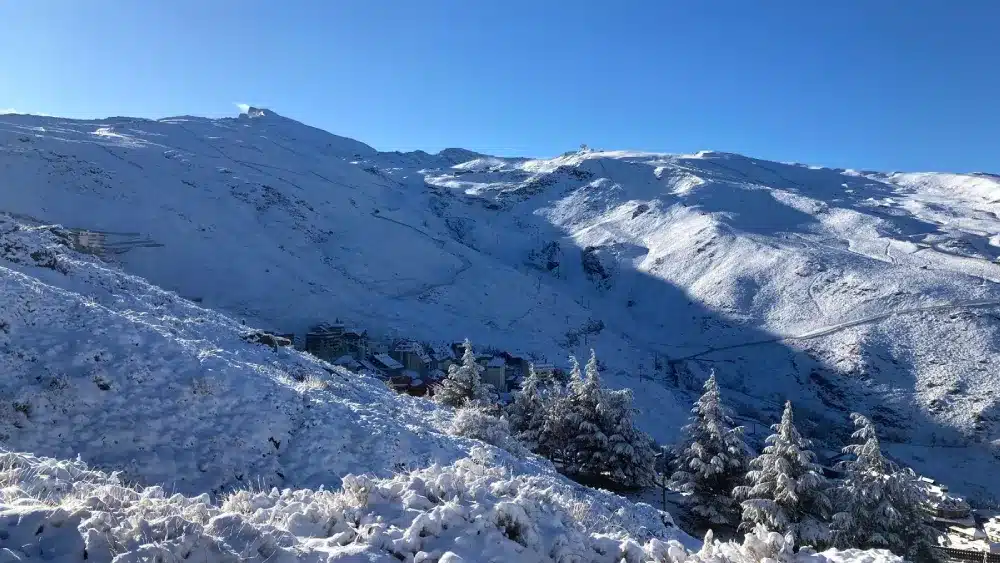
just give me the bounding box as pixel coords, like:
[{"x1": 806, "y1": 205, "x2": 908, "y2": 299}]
[
  {"x1": 0, "y1": 213, "x2": 907, "y2": 562},
  {"x1": 0, "y1": 216, "x2": 701, "y2": 560},
  {"x1": 2, "y1": 109, "x2": 999, "y2": 502}
]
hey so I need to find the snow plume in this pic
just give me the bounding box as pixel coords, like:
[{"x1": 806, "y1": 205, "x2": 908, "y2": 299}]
[{"x1": 0, "y1": 450, "x2": 902, "y2": 562}]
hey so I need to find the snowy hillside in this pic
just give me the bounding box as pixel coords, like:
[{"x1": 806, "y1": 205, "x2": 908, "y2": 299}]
[
  {"x1": 0, "y1": 215, "x2": 698, "y2": 560},
  {"x1": 1, "y1": 109, "x2": 999, "y2": 503},
  {"x1": 0, "y1": 214, "x2": 910, "y2": 562}
]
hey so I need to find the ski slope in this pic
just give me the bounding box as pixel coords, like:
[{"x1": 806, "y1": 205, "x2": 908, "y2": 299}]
[{"x1": 1, "y1": 108, "x2": 999, "y2": 503}]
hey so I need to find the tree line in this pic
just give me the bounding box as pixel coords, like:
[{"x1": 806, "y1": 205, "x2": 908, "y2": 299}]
[{"x1": 434, "y1": 340, "x2": 938, "y2": 559}]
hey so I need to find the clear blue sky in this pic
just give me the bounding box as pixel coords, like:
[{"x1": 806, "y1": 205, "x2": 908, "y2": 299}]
[{"x1": 1, "y1": 1, "x2": 997, "y2": 172}]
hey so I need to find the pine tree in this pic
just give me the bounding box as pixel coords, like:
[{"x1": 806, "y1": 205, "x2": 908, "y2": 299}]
[
  {"x1": 434, "y1": 339, "x2": 492, "y2": 407},
  {"x1": 538, "y1": 356, "x2": 580, "y2": 464},
  {"x1": 562, "y1": 351, "x2": 609, "y2": 479},
  {"x1": 734, "y1": 401, "x2": 832, "y2": 547},
  {"x1": 599, "y1": 385, "x2": 656, "y2": 487},
  {"x1": 670, "y1": 371, "x2": 751, "y2": 527},
  {"x1": 830, "y1": 413, "x2": 936, "y2": 559},
  {"x1": 507, "y1": 363, "x2": 551, "y2": 450}
]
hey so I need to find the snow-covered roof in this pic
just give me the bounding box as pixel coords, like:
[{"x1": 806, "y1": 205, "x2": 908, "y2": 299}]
[
  {"x1": 333, "y1": 354, "x2": 356, "y2": 365},
  {"x1": 432, "y1": 345, "x2": 455, "y2": 360},
  {"x1": 487, "y1": 357, "x2": 505, "y2": 367},
  {"x1": 394, "y1": 341, "x2": 432, "y2": 363},
  {"x1": 373, "y1": 354, "x2": 403, "y2": 370}
]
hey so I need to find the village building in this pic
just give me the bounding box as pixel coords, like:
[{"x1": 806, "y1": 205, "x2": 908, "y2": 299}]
[
  {"x1": 341, "y1": 328, "x2": 369, "y2": 359},
  {"x1": 484, "y1": 356, "x2": 507, "y2": 393},
  {"x1": 533, "y1": 363, "x2": 556, "y2": 378},
  {"x1": 388, "y1": 374, "x2": 412, "y2": 393},
  {"x1": 371, "y1": 353, "x2": 404, "y2": 378},
  {"x1": 303, "y1": 321, "x2": 370, "y2": 362},
  {"x1": 304, "y1": 322, "x2": 347, "y2": 361},
  {"x1": 72, "y1": 230, "x2": 107, "y2": 256},
  {"x1": 501, "y1": 350, "x2": 532, "y2": 376},
  {"x1": 432, "y1": 344, "x2": 457, "y2": 373},
  {"x1": 391, "y1": 341, "x2": 432, "y2": 376}
]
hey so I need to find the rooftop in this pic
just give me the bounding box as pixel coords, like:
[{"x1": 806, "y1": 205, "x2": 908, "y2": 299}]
[
  {"x1": 394, "y1": 341, "x2": 432, "y2": 363},
  {"x1": 373, "y1": 353, "x2": 403, "y2": 370}
]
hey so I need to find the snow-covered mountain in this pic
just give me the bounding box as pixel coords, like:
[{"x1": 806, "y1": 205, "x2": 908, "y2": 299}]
[
  {"x1": 0, "y1": 215, "x2": 699, "y2": 561},
  {"x1": 1, "y1": 108, "x2": 998, "y2": 503},
  {"x1": 0, "y1": 204, "x2": 907, "y2": 562}
]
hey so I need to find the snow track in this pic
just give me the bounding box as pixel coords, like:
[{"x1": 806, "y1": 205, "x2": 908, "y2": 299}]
[
  {"x1": 369, "y1": 211, "x2": 473, "y2": 300},
  {"x1": 670, "y1": 299, "x2": 1000, "y2": 363}
]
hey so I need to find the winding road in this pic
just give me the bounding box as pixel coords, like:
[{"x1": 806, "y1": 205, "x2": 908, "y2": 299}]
[{"x1": 669, "y1": 298, "x2": 1000, "y2": 364}]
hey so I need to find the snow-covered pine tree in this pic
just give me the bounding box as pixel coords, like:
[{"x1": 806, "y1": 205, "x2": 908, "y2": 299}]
[
  {"x1": 598, "y1": 385, "x2": 656, "y2": 488},
  {"x1": 507, "y1": 363, "x2": 551, "y2": 450},
  {"x1": 670, "y1": 371, "x2": 751, "y2": 527},
  {"x1": 434, "y1": 339, "x2": 493, "y2": 407},
  {"x1": 830, "y1": 413, "x2": 936, "y2": 559},
  {"x1": 734, "y1": 401, "x2": 832, "y2": 547},
  {"x1": 539, "y1": 356, "x2": 582, "y2": 467},
  {"x1": 562, "y1": 351, "x2": 609, "y2": 480}
]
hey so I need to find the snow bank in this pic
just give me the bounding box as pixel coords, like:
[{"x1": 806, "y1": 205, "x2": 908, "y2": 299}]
[{"x1": 0, "y1": 450, "x2": 898, "y2": 562}]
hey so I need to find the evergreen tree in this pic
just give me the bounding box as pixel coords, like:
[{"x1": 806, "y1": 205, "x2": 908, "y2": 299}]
[
  {"x1": 435, "y1": 339, "x2": 492, "y2": 407},
  {"x1": 563, "y1": 350, "x2": 608, "y2": 478},
  {"x1": 541, "y1": 351, "x2": 656, "y2": 488},
  {"x1": 507, "y1": 363, "x2": 551, "y2": 450},
  {"x1": 830, "y1": 413, "x2": 936, "y2": 559},
  {"x1": 734, "y1": 401, "x2": 832, "y2": 547},
  {"x1": 670, "y1": 371, "x2": 751, "y2": 527},
  {"x1": 537, "y1": 356, "x2": 580, "y2": 463},
  {"x1": 598, "y1": 385, "x2": 656, "y2": 487}
]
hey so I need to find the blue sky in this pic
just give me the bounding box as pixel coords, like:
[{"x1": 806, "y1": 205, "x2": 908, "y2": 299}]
[{"x1": 1, "y1": 1, "x2": 997, "y2": 172}]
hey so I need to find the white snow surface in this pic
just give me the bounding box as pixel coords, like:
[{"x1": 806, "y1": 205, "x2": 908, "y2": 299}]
[
  {"x1": 0, "y1": 450, "x2": 901, "y2": 562},
  {"x1": 1, "y1": 108, "x2": 999, "y2": 503}
]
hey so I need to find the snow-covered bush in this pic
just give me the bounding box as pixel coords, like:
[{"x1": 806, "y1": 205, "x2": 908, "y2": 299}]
[
  {"x1": 449, "y1": 403, "x2": 527, "y2": 456},
  {"x1": 0, "y1": 448, "x2": 695, "y2": 562},
  {"x1": 645, "y1": 525, "x2": 904, "y2": 563},
  {"x1": 0, "y1": 449, "x2": 902, "y2": 563}
]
